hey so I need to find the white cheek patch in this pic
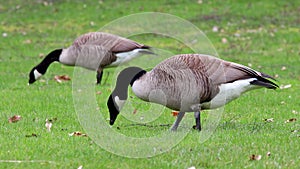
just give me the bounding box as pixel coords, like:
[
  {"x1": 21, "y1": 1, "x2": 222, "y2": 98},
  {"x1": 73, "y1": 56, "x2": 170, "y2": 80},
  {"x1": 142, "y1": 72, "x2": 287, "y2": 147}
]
[
  {"x1": 114, "y1": 96, "x2": 126, "y2": 111},
  {"x1": 33, "y1": 69, "x2": 43, "y2": 80}
]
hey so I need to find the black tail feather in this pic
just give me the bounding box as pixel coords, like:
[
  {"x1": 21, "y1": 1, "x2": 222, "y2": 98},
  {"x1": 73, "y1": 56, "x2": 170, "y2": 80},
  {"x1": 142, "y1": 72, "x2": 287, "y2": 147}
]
[
  {"x1": 261, "y1": 72, "x2": 277, "y2": 81},
  {"x1": 139, "y1": 46, "x2": 156, "y2": 55},
  {"x1": 250, "y1": 76, "x2": 279, "y2": 89}
]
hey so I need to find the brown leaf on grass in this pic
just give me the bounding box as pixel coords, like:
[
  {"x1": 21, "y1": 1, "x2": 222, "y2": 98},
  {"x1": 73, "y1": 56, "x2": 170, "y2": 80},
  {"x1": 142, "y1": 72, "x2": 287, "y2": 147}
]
[
  {"x1": 38, "y1": 53, "x2": 45, "y2": 58},
  {"x1": 96, "y1": 91, "x2": 102, "y2": 95},
  {"x1": 285, "y1": 118, "x2": 297, "y2": 123},
  {"x1": 45, "y1": 119, "x2": 52, "y2": 132},
  {"x1": 45, "y1": 117, "x2": 58, "y2": 123},
  {"x1": 264, "y1": 118, "x2": 274, "y2": 122},
  {"x1": 25, "y1": 133, "x2": 37, "y2": 137},
  {"x1": 250, "y1": 154, "x2": 262, "y2": 161},
  {"x1": 69, "y1": 131, "x2": 87, "y2": 137},
  {"x1": 171, "y1": 111, "x2": 179, "y2": 117},
  {"x1": 133, "y1": 109, "x2": 137, "y2": 114},
  {"x1": 8, "y1": 115, "x2": 21, "y2": 123},
  {"x1": 54, "y1": 75, "x2": 71, "y2": 83}
]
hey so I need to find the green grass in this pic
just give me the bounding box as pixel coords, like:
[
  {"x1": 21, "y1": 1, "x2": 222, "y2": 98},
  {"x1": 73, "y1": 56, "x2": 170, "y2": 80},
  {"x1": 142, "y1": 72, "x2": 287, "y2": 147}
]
[{"x1": 0, "y1": 0, "x2": 300, "y2": 168}]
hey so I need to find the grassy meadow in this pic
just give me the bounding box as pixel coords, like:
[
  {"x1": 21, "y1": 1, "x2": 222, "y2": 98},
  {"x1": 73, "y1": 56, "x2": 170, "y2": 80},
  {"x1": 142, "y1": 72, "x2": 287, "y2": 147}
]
[{"x1": 0, "y1": 0, "x2": 299, "y2": 168}]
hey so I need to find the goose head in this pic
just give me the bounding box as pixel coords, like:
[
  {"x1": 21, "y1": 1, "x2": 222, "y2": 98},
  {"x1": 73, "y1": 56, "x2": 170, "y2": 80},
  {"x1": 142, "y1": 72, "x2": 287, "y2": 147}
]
[
  {"x1": 107, "y1": 67, "x2": 146, "y2": 125},
  {"x1": 28, "y1": 68, "x2": 43, "y2": 84}
]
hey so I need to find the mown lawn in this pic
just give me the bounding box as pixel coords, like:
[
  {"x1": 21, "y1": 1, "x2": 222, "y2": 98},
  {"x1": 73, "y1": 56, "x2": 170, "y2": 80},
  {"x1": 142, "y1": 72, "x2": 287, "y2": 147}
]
[{"x1": 0, "y1": 0, "x2": 299, "y2": 168}]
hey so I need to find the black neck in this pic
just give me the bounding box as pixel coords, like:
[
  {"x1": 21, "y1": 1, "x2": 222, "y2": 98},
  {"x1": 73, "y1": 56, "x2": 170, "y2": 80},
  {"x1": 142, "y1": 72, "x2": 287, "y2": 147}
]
[
  {"x1": 108, "y1": 67, "x2": 146, "y2": 125},
  {"x1": 112, "y1": 67, "x2": 146, "y2": 100},
  {"x1": 36, "y1": 49, "x2": 62, "y2": 74}
]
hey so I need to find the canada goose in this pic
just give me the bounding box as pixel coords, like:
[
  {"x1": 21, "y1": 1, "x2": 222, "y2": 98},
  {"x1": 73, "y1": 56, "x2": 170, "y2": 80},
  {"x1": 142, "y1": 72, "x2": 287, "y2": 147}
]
[
  {"x1": 107, "y1": 54, "x2": 278, "y2": 131},
  {"x1": 28, "y1": 32, "x2": 153, "y2": 85}
]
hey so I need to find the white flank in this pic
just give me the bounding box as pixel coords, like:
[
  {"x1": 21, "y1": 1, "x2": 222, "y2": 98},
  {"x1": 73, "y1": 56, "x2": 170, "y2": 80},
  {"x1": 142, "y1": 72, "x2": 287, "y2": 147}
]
[
  {"x1": 33, "y1": 69, "x2": 43, "y2": 80},
  {"x1": 114, "y1": 96, "x2": 126, "y2": 111},
  {"x1": 109, "y1": 49, "x2": 147, "y2": 67},
  {"x1": 202, "y1": 78, "x2": 259, "y2": 109}
]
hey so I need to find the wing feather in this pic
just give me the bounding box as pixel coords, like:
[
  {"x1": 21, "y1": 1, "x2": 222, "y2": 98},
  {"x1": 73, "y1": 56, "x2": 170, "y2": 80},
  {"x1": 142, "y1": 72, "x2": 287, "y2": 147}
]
[{"x1": 72, "y1": 32, "x2": 149, "y2": 53}]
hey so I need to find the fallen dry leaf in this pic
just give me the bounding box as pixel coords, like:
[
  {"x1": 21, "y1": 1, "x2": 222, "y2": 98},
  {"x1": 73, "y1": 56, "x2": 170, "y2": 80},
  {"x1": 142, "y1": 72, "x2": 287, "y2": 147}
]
[
  {"x1": 8, "y1": 115, "x2": 21, "y2": 123},
  {"x1": 140, "y1": 116, "x2": 144, "y2": 120},
  {"x1": 221, "y1": 38, "x2": 228, "y2": 43},
  {"x1": 90, "y1": 21, "x2": 95, "y2": 26},
  {"x1": 23, "y1": 39, "x2": 32, "y2": 44},
  {"x1": 25, "y1": 133, "x2": 37, "y2": 137},
  {"x1": 281, "y1": 66, "x2": 286, "y2": 70},
  {"x1": 234, "y1": 33, "x2": 240, "y2": 37},
  {"x1": 285, "y1": 118, "x2": 297, "y2": 123},
  {"x1": 69, "y1": 131, "x2": 87, "y2": 137},
  {"x1": 38, "y1": 53, "x2": 45, "y2": 58},
  {"x1": 96, "y1": 91, "x2": 102, "y2": 95},
  {"x1": 21, "y1": 31, "x2": 27, "y2": 36},
  {"x1": 172, "y1": 111, "x2": 179, "y2": 117},
  {"x1": 50, "y1": 117, "x2": 58, "y2": 122},
  {"x1": 250, "y1": 154, "x2": 262, "y2": 161},
  {"x1": 212, "y1": 26, "x2": 218, "y2": 32},
  {"x1": 45, "y1": 119, "x2": 52, "y2": 132},
  {"x1": 39, "y1": 79, "x2": 46, "y2": 83},
  {"x1": 133, "y1": 109, "x2": 137, "y2": 114},
  {"x1": 2, "y1": 32, "x2": 7, "y2": 37},
  {"x1": 264, "y1": 118, "x2": 274, "y2": 122},
  {"x1": 54, "y1": 75, "x2": 71, "y2": 83},
  {"x1": 292, "y1": 110, "x2": 299, "y2": 114},
  {"x1": 43, "y1": 1, "x2": 49, "y2": 6},
  {"x1": 280, "y1": 84, "x2": 292, "y2": 89}
]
